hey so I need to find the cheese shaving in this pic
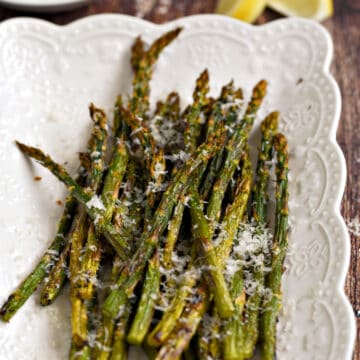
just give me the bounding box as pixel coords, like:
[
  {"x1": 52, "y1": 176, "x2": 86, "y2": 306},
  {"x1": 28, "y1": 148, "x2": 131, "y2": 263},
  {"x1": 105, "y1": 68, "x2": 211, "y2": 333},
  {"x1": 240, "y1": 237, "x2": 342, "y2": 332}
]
[{"x1": 86, "y1": 195, "x2": 105, "y2": 211}]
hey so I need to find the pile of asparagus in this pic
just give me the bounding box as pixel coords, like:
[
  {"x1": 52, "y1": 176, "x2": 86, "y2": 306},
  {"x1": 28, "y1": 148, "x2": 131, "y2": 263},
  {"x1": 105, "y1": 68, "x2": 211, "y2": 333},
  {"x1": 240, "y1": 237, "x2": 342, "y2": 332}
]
[{"x1": 0, "y1": 28, "x2": 289, "y2": 360}]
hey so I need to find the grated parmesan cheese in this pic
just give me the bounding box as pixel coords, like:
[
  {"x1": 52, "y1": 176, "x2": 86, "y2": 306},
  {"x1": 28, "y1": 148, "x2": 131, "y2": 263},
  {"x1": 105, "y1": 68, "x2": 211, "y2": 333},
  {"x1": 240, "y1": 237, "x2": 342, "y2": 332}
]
[
  {"x1": 86, "y1": 195, "x2": 105, "y2": 211},
  {"x1": 90, "y1": 150, "x2": 101, "y2": 159}
]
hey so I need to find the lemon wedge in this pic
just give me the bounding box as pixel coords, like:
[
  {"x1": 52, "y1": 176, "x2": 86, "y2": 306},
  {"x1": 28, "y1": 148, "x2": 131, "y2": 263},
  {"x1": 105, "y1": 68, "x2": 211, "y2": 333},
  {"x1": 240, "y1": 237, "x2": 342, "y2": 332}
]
[
  {"x1": 215, "y1": 0, "x2": 267, "y2": 23},
  {"x1": 267, "y1": 0, "x2": 333, "y2": 21}
]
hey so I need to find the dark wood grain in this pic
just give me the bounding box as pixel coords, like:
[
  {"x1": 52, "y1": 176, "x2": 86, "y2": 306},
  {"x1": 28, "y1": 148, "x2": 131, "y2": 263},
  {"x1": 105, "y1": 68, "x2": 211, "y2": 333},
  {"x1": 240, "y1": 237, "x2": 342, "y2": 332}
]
[
  {"x1": 0, "y1": 0, "x2": 358, "y2": 358},
  {"x1": 327, "y1": 2, "x2": 360, "y2": 359}
]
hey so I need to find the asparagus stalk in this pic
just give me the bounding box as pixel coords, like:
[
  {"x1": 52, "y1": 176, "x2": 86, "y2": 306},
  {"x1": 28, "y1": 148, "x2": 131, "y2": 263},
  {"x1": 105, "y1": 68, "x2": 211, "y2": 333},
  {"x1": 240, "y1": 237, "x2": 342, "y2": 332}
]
[
  {"x1": 0, "y1": 192, "x2": 78, "y2": 321},
  {"x1": 91, "y1": 103, "x2": 136, "y2": 358},
  {"x1": 196, "y1": 145, "x2": 251, "y2": 360},
  {"x1": 94, "y1": 161, "x2": 143, "y2": 360},
  {"x1": 102, "y1": 125, "x2": 226, "y2": 319},
  {"x1": 208, "y1": 307, "x2": 222, "y2": 360},
  {"x1": 183, "y1": 69, "x2": 210, "y2": 151},
  {"x1": 110, "y1": 338, "x2": 128, "y2": 360},
  {"x1": 130, "y1": 28, "x2": 182, "y2": 119},
  {"x1": 40, "y1": 241, "x2": 70, "y2": 306},
  {"x1": 70, "y1": 104, "x2": 109, "y2": 351},
  {"x1": 260, "y1": 133, "x2": 289, "y2": 360},
  {"x1": 127, "y1": 30, "x2": 181, "y2": 194},
  {"x1": 113, "y1": 160, "x2": 144, "y2": 251},
  {"x1": 101, "y1": 139, "x2": 130, "y2": 222},
  {"x1": 162, "y1": 200, "x2": 185, "y2": 270},
  {"x1": 223, "y1": 263, "x2": 246, "y2": 360},
  {"x1": 147, "y1": 269, "x2": 197, "y2": 346},
  {"x1": 200, "y1": 85, "x2": 243, "y2": 200},
  {"x1": 243, "y1": 112, "x2": 279, "y2": 359},
  {"x1": 76, "y1": 224, "x2": 101, "y2": 300},
  {"x1": 111, "y1": 283, "x2": 132, "y2": 360},
  {"x1": 206, "y1": 80, "x2": 267, "y2": 225},
  {"x1": 197, "y1": 80, "x2": 237, "y2": 188},
  {"x1": 110, "y1": 316, "x2": 129, "y2": 360},
  {"x1": 127, "y1": 252, "x2": 161, "y2": 344},
  {"x1": 130, "y1": 36, "x2": 145, "y2": 73},
  {"x1": 155, "y1": 285, "x2": 208, "y2": 360},
  {"x1": 161, "y1": 70, "x2": 210, "y2": 268},
  {"x1": 109, "y1": 254, "x2": 134, "y2": 360},
  {"x1": 252, "y1": 112, "x2": 279, "y2": 223},
  {"x1": 146, "y1": 176, "x2": 162, "y2": 220},
  {"x1": 212, "y1": 151, "x2": 252, "y2": 360},
  {"x1": 220, "y1": 152, "x2": 252, "y2": 360},
  {"x1": 145, "y1": 146, "x2": 166, "y2": 225},
  {"x1": 93, "y1": 205, "x2": 136, "y2": 360},
  {"x1": 188, "y1": 187, "x2": 234, "y2": 319},
  {"x1": 77, "y1": 138, "x2": 129, "y2": 300},
  {"x1": 87, "y1": 104, "x2": 108, "y2": 189},
  {"x1": 69, "y1": 208, "x2": 89, "y2": 347},
  {"x1": 94, "y1": 317, "x2": 116, "y2": 360},
  {"x1": 15, "y1": 141, "x2": 131, "y2": 259},
  {"x1": 93, "y1": 255, "x2": 124, "y2": 360},
  {"x1": 216, "y1": 150, "x2": 252, "y2": 264},
  {"x1": 124, "y1": 191, "x2": 188, "y2": 344}
]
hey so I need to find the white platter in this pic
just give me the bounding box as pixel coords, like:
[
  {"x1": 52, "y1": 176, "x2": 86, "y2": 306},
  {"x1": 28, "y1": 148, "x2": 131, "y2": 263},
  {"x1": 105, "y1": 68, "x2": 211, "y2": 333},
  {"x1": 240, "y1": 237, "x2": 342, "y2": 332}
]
[
  {"x1": 0, "y1": 14, "x2": 355, "y2": 360},
  {"x1": 0, "y1": 0, "x2": 89, "y2": 13}
]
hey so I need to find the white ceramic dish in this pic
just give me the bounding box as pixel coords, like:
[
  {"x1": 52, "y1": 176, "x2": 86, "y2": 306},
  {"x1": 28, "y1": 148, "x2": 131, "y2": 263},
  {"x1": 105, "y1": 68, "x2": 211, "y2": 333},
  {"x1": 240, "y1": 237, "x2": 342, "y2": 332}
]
[
  {"x1": 0, "y1": 14, "x2": 355, "y2": 360},
  {"x1": 0, "y1": 0, "x2": 89, "y2": 13}
]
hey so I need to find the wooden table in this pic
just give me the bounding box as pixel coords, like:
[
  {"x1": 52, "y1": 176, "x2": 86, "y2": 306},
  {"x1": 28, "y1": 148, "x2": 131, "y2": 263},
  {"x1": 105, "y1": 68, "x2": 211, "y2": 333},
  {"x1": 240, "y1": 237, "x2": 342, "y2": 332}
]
[{"x1": 1, "y1": 0, "x2": 359, "y2": 358}]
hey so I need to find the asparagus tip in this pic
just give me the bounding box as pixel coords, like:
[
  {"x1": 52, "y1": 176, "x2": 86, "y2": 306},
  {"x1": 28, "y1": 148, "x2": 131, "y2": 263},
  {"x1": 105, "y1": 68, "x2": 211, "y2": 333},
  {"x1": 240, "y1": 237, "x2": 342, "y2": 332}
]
[
  {"x1": 261, "y1": 111, "x2": 279, "y2": 134},
  {"x1": 15, "y1": 140, "x2": 26, "y2": 152},
  {"x1": 89, "y1": 103, "x2": 107, "y2": 125},
  {"x1": 256, "y1": 79, "x2": 268, "y2": 93},
  {"x1": 15, "y1": 141, "x2": 40, "y2": 160}
]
